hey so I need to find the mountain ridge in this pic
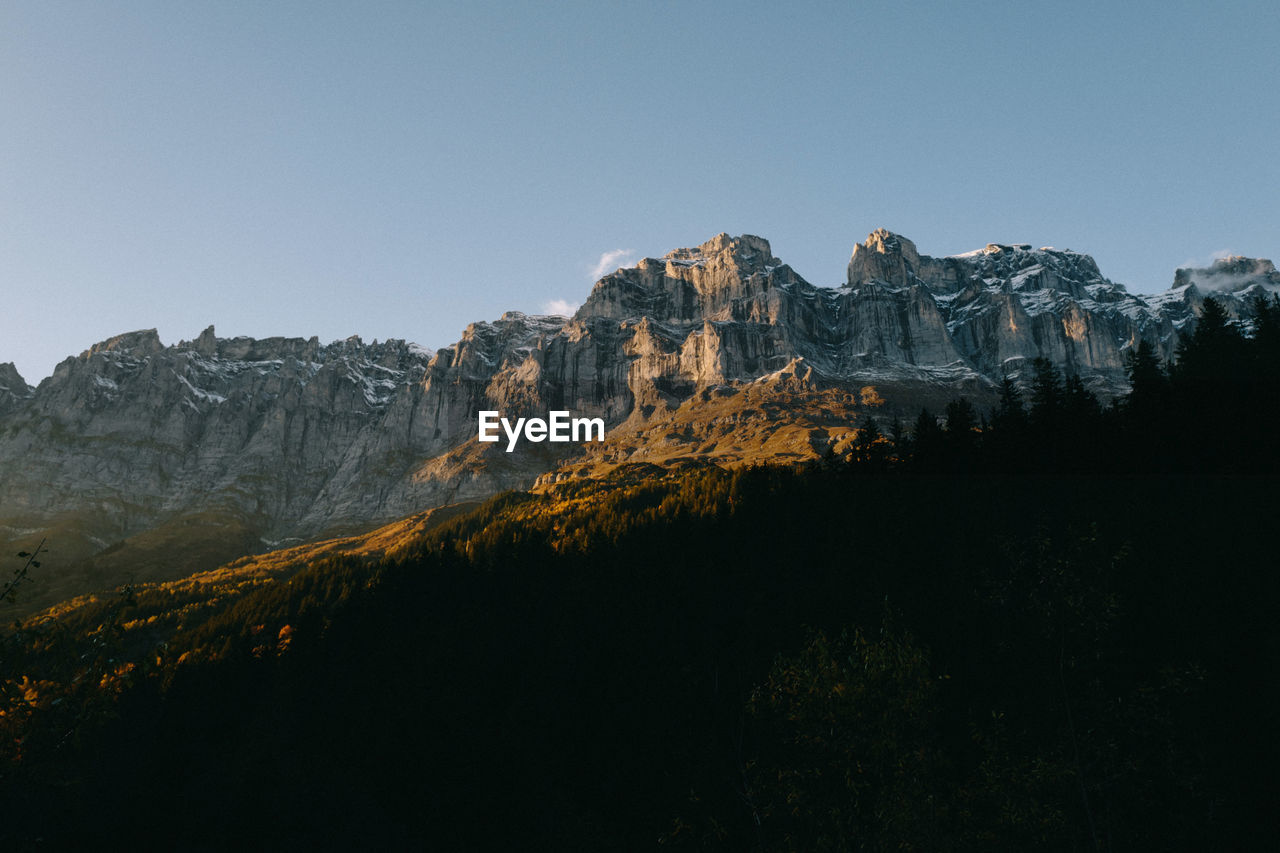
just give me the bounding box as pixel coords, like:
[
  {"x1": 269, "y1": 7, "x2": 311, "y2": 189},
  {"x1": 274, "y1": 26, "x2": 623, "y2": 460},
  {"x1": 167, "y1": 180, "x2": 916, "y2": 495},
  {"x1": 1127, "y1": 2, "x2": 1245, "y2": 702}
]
[{"x1": 2, "y1": 229, "x2": 1275, "y2": 612}]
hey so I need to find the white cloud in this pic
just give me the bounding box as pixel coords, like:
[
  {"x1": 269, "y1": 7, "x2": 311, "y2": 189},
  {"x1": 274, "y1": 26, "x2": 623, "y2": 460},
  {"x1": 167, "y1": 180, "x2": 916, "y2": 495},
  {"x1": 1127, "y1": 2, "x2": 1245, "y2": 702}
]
[
  {"x1": 541, "y1": 298, "x2": 578, "y2": 317},
  {"x1": 590, "y1": 248, "x2": 637, "y2": 280}
]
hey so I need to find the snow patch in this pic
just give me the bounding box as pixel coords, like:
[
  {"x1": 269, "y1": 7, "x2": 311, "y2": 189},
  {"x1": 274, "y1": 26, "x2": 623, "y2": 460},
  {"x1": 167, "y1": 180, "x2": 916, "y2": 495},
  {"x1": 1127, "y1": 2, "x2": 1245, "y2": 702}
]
[{"x1": 176, "y1": 373, "x2": 227, "y2": 404}]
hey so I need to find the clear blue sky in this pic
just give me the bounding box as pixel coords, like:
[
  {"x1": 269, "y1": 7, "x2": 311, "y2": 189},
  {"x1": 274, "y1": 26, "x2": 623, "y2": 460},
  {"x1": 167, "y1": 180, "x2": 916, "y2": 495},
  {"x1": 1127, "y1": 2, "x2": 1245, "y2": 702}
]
[{"x1": 3, "y1": 0, "x2": 1277, "y2": 383}]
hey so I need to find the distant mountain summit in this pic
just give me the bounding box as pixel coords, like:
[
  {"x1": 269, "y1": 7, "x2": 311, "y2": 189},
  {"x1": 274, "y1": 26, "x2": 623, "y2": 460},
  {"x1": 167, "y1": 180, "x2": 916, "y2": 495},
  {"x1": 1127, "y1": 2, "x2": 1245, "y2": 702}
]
[
  {"x1": 1173, "y1": 255, "x2": 1280, "y2": 293},
  {"x1": 2, "y1": 230, "x2": 1274, "y2": 611}
]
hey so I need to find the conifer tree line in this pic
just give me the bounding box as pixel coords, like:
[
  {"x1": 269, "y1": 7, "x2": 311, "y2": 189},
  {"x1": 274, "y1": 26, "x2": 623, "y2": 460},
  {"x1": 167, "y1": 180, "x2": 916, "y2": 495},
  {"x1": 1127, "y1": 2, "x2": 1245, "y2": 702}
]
[
  {"x1": 850, "y1": 294, "x2": 1280, "y2": 476},
  {"x1": 0, "y1": 294, "x2": 1276, "y2": 849}
]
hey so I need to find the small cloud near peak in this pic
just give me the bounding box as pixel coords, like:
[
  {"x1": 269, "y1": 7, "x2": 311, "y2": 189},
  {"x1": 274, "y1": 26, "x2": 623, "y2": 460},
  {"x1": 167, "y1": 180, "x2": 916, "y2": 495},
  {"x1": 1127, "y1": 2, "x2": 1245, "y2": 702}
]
[
  {"x1": 590, "y1": 248, "x2": 637, "y2": 280},
  {"x1": 541, "y1": 299, "x2": 578, "y2": 317}
]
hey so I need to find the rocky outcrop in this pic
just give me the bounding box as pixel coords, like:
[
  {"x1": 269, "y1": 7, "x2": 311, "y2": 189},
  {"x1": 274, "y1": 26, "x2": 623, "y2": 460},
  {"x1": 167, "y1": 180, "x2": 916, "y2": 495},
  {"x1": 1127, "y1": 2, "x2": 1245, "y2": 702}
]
[
  {"x1": 1164, "y1": 257, "x2": 1280, "y2": 331},
  {"x1": 0, "y1": 362, "x2": 31, "y2": 415},
  {"x1": 1173, "y1": 256, "x2": 1280, "y2": 293},
  {"x1": 846, "y1": 233, "x2": 1148, "y2": 385}
]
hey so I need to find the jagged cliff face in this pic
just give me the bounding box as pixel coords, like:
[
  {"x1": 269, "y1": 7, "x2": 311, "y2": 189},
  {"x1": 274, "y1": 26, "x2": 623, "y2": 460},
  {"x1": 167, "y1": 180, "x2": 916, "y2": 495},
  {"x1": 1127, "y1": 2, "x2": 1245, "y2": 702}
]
[
  {"x1": 844, "y1": 230, "x2": 1184, "y2": 383},
  {"x1": 1173, "y1": 255, "x2": 1280, "y2": 292},
  {"x1": 0, "y1": 329, "x2": 434, "y2": 542},
  {"x1": 564, "y1": 228, "x2": 1270, "y2": 398},
  {"x1": 0, "y1": 362, "x2": 32, "y2": 416},
  {"x1": 2, "y1": 230, "x2": 1274, "y2": 611}
]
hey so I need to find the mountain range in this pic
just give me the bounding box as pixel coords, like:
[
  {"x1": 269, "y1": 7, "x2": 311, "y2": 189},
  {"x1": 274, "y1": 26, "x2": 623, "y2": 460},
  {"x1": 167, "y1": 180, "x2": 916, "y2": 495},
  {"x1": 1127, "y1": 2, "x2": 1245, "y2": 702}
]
[{"x1": 2, "y1": 229, "x2": 1276, "y2": 611}]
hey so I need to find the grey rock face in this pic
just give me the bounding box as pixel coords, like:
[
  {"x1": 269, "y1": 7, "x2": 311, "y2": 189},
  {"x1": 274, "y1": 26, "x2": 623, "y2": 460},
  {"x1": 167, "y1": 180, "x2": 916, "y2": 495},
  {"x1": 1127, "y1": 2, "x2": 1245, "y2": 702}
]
[
  {"x1": 1164, "y1": 257, "x2": 1280, "y2": 332},
  {"x1": 0, "y1": 362, "x2": 32, "y2": 415},
  {"x1": 1, "y1": 230, "x2": 1274, "y2": 603},
  {"x1": 0, "y1": 327, "x2": 436, "y2": 540},
  {"x1": 843, "y1": 230, "x2": 1274, "y2": 389},
  {"x1": 1173, "y1": 256, "x2": 1280, "y2": 292}
]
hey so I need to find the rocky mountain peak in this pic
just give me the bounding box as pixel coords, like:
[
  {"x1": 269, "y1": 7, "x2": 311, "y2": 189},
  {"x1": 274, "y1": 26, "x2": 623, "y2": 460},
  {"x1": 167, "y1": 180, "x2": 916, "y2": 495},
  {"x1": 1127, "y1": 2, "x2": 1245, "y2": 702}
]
[
  {"x1": 195, "y1": 324, "x2": 218, "y2": 356},
  {"x1": 661, "y1": 233, "x2": 776, "y2": 267},
  {"x1": 847, "y1": 229, "x2": 923, "y2": 288},
  {"x1": 578, "y1": 233, "x2": 795, "y2": 324},
  {"x1": 175, "y1": 325, "x2": 221, "y2": 357},
  {"x1": 979, "y1": 242, "x2": 1033, "y2": 255},
  {"x1": 84, "y1": 328, "x2": 164, "y2": 360},
  {"x1": 861, "y1": 228, "x2": 920, "y2": 259},
  {"x1": 952, "y1": 243, "x2": 1104, "y2": 289},
  {"x1": 848, "y1": 230, "x2": 1110, "y2": 300},
  {"x1": 0, "y1": 362, "x2": 31, "y2": 414},
  {"x1": 0, "y1": 361, "x2": 28, "y2": 391},
  {"x1": 1173, "y1": 256, "x2": 1280, "y2": 293}
]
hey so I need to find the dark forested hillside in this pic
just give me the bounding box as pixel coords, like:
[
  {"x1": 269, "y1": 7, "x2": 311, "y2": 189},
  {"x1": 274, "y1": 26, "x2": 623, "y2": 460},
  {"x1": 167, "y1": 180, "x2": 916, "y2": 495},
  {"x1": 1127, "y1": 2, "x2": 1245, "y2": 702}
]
[{"x1": 2, "y1": 296, "x2": 1278, "y2": 850}]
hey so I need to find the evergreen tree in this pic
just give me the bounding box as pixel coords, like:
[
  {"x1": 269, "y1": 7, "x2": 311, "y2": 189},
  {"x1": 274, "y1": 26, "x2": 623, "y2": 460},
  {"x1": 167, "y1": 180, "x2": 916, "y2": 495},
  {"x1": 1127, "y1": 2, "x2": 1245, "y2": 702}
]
[
  {"x1": 1124, "y1": 338, "x2": 1167, "y2": 408},
  {"x1": 1063, "y1": 374, "x2": 1101, "y2": 423},
  {"x1": 1245, "y1": 292, "x2": 1280, "y2": 461},
  {"x1": 993, "y1": 376, "x2": 1027, "y2": 431},
  {"x1": 1029, "y1": 358, "x2": 1065, "y2": 424},
  {"x1": 859, "y1": 414, "x2": 883, "y2": 445},
  {"x1": 986, "y1": 377, "x2": 1029, "y2": 470},
  {"x1": 944, "y1": 398, "x2": 977, "y2": 434},
  {"x1": 1122, "y1": 338, "x2": 1169, "y2": 471},
  {"x1": 940, "y1": 398, "x2": 980, "y2": 469},
  {"x1": 1248, "y1": 291, "x2": 1280, "y2": 375},
  {"x1": 911, "y1": 408, "x2": 944, "y2": 469},
  {"x1": 889, "y1": 416, "x2": 906, "y2": 456},
  {"x1": 1174, "y1": 296, "x2": 1243, "y2": 386},
  {"x1": 852, "y1": 415, "x2": 885, "y2": 467}
]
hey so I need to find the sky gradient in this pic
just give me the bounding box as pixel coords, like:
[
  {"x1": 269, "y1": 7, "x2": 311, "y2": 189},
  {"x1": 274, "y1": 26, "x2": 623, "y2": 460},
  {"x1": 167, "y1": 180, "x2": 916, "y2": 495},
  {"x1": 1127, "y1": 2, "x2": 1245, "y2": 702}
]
[{"x1": 3, "y1": 0, "x2": 1278, "y2": 383}]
